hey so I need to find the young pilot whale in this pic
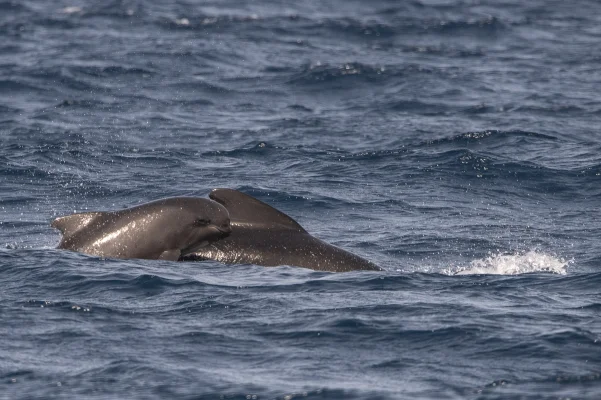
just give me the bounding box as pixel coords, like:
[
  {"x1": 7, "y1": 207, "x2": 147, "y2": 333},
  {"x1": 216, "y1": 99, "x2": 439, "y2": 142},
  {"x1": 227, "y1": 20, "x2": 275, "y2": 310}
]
[
  {"x1": 181, "y1": 189, "x2": 381, "y2": 272},
  {"x1": 52, "y1": 197, "x2": 231, "y2": 261}
]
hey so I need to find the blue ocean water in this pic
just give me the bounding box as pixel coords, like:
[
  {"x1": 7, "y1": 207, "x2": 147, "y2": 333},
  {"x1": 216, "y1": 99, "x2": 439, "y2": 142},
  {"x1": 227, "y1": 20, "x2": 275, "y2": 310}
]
[{"x1": 1, "y1": 0, "x2": 601, "y2": 398}]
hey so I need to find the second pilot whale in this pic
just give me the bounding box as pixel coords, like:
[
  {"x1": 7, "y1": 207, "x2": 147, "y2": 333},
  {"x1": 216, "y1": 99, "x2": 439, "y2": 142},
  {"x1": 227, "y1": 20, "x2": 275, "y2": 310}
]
[{"x1": 181, "y1": 189, "x2": 381, "y2": 272}]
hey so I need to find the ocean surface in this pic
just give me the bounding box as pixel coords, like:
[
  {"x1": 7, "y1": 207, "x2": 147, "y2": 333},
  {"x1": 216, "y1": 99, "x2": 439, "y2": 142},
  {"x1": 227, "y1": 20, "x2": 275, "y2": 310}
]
[{"x1": 1, "y1": 0, "x2": 601, "y2": 398}]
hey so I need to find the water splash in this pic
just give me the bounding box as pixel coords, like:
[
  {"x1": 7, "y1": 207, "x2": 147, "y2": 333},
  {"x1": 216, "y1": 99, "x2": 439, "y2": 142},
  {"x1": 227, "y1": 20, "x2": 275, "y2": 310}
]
[{"x1": 446, "y1": 251, "x2": 571, "y2": 276}]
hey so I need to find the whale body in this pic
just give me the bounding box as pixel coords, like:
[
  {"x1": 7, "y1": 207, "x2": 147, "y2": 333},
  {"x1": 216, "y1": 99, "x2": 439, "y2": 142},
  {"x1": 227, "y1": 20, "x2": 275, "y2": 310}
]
[
  {"x1": 181, "y1": 189, "x2": 380, "y2": 272},
  {"x1": 52, "y1": 197, "x2": 231, "y2": 261}
]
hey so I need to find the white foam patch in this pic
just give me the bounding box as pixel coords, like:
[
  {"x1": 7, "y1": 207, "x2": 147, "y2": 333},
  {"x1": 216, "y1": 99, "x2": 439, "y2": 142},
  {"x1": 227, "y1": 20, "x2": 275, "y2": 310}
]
[
  {"x1": 62, "y1": 6, "x2": 82, "y2": 14},
  {"x1": 445, "y1": 251, "x2": 571, "y2": 276}
]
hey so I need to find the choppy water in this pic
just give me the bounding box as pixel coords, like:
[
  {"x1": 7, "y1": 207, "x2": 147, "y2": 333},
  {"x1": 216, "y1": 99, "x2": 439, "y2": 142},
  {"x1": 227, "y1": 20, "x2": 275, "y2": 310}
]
[{"x1": 1, "y1": 0, "x2": 601, "y2": 399}]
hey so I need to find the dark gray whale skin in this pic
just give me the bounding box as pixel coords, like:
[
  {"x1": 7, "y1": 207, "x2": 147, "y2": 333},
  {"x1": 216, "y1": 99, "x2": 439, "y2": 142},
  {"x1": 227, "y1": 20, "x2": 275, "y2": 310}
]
[
  {"x1": 181, "y1": 189, "x2": 381, "y2": 273},
  {"x1": 52, "y1": 197, "x2": 231, "y2": 261}
]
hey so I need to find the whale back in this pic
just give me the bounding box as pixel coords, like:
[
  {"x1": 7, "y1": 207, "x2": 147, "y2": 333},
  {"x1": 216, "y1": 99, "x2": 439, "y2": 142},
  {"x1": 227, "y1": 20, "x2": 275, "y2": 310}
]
[
  {"x1": 183, "y1": 189, "x2": 381, "y2": 272},
  {"x1": 209, "y1": 188, "x2": 306, "y2": 232}
]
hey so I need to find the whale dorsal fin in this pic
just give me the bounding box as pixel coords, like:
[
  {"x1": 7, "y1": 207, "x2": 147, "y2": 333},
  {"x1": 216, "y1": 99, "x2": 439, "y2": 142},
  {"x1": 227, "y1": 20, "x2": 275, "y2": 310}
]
[
  {"x1": 209, "y1": 188, "x2": 307, "y2": 233},
  {"x1": 51, "y1": 212, "x2": 104, "y2": 237}
]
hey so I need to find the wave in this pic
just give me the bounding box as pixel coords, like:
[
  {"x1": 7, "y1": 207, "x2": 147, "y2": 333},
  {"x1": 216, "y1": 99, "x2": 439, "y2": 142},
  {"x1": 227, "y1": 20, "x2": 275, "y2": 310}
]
[
  {"x1": 423, "y1": 16, "x2": 507, "y2": 36},
  {"x1": 329, "y1": 131, "x2": 601, "y2": 183},
  {"x1": 67, "y1": 65, "x2": 155, "y2": 78},
  {"x1": 288, "y1": 15, "x2": 509, "y2": 41},
  {"x1": 446, "y1": 250, "x2": 571, "y2": 275},
  {"x1": 399, "y1": 43, "x2": 486, "y2": 57},
  {"x1": 305, "y1": 17, "x2": 397, "y2": 39},
  {"x1": 0, "y1": 1, "x2": 30, "y2": 12},
  {"x1": 0, "y1": 79, "x2": 44, "y2": 92},
  {"x1": 509, "y1": 104, "x2": 591, "y2": 115},
  {"x1": 422, "y1": 130, "x2": 559, "y2": 146},
  {"x1": 474, "y1": 371, "x2": 601, "y2": 398},
  {"x1": 76, "y1": 2, "x2": 140, "y2": 19},
  {"x1": 158, "y1": 13, "x2": 266, "y2": 31},
  {"x1": 287, "y1": 62, "x2": 387, "y2": 86}
]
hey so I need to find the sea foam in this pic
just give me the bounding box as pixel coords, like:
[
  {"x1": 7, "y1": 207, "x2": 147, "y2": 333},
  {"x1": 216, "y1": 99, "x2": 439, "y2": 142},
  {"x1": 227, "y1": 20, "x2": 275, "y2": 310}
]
[{"x1": 446, "y1": 251, "x2": 571, "y2": 276}]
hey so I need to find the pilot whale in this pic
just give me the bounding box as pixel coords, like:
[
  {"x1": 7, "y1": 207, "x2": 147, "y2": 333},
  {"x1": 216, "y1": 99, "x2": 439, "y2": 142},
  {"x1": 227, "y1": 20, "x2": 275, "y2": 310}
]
[
  {"x1": 52, "y1": 197, "x2": 231, "y2": 261},
  {"x1": 181, "y1": 189, "x2": 381, "y2": 272}
]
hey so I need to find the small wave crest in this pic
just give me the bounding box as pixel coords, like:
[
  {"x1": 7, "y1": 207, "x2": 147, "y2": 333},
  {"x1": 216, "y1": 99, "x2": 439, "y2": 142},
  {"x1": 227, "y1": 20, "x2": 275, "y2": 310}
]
[{"x1": 446, "y1": 251, "x2": 571, "y2": 276}]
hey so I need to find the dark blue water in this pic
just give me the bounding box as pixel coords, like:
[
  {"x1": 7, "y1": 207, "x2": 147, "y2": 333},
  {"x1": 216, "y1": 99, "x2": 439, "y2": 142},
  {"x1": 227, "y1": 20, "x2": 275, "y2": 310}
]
[{"x1": 2, "y1": 0, "x2": 601, "y2": 398}]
